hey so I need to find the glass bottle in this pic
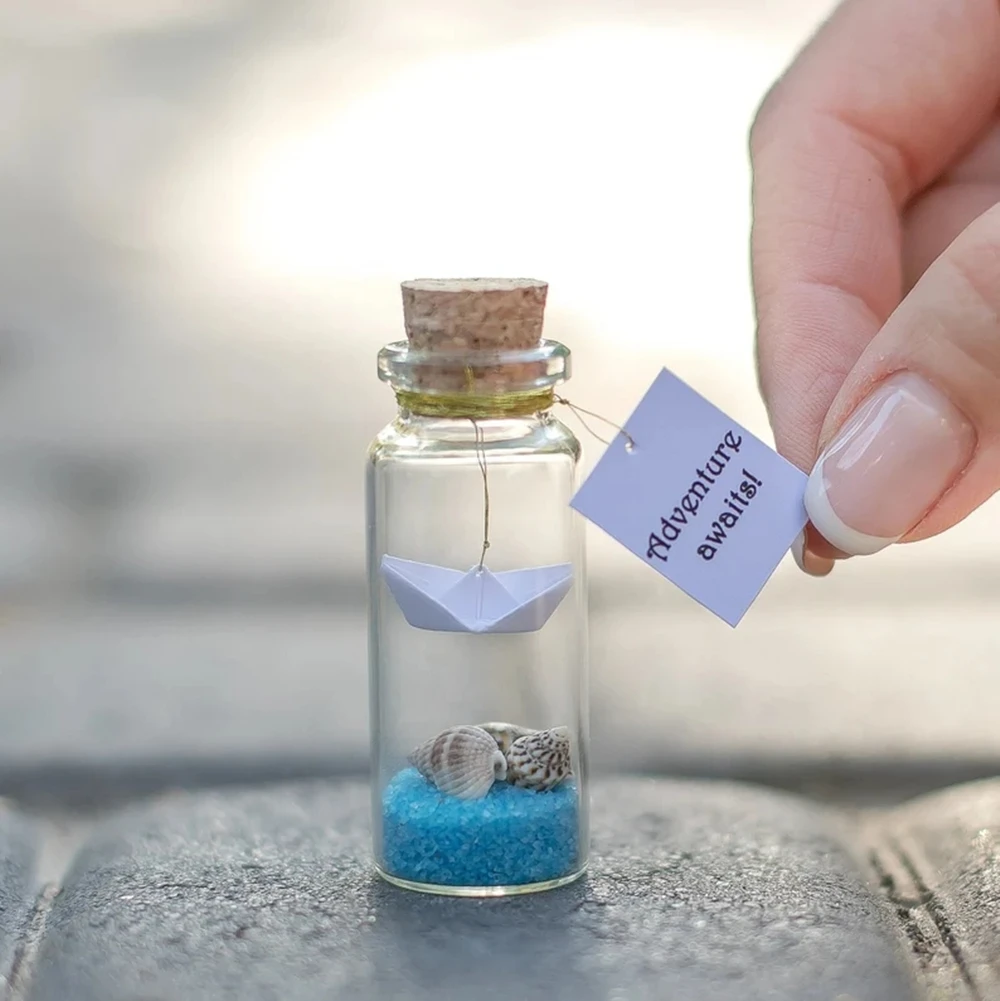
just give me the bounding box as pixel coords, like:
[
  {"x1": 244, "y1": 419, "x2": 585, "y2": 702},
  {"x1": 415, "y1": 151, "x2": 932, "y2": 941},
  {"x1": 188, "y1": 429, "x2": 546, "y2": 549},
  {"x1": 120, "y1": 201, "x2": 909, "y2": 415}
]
[{"x1": 366, "y1": 278, "x2": 590, "y2": 897}]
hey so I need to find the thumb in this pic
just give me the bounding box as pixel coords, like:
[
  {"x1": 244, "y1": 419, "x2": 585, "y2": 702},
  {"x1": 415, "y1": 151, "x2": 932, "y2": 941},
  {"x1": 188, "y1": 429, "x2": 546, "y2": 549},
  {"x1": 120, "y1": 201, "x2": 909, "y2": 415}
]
[{"x1": 803, "y1": 201, "x2": 1000, "y2": 558}]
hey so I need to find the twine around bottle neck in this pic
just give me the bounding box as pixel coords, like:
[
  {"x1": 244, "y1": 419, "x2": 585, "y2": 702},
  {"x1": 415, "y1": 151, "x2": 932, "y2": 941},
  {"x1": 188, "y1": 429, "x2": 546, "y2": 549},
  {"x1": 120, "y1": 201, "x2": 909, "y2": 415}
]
[{"x1": 394, "y1": 388, "x2": 555, "y2": 419}]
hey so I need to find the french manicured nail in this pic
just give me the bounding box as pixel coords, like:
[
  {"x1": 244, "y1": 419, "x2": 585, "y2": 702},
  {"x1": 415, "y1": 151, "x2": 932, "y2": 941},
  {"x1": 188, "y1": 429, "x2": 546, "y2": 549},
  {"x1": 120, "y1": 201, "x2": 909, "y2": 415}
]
[{"x1": 804, "y1": 372, "x2": 976, "y2": 556}]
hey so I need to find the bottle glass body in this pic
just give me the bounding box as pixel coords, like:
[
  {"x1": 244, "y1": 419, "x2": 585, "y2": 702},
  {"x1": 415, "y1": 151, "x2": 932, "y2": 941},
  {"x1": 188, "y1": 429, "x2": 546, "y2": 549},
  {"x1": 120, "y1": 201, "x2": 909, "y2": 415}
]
[{"x1": 366, "y1": 407, "x2": 590, "y2": 896}]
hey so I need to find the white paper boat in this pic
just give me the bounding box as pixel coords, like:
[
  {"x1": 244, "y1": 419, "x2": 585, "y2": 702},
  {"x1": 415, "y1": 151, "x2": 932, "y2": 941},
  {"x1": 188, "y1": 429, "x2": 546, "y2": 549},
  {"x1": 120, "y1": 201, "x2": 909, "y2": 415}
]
[{"x1": 379, "y1": 555, "x2": 574, "y2": 634}]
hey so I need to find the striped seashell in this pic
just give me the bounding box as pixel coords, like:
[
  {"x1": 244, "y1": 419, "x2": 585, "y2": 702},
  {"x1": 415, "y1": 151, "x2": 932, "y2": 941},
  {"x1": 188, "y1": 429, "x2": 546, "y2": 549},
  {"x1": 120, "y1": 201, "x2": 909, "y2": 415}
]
[
  {"x1": 408, "y1": 725, "x2": 508, "y2": 800},
  {"x1": 476, "y1": 721, "x2": 538, "y2": 756},
  {"x1": 506, "y1": 726, "x2": 572, "y2": 792}
]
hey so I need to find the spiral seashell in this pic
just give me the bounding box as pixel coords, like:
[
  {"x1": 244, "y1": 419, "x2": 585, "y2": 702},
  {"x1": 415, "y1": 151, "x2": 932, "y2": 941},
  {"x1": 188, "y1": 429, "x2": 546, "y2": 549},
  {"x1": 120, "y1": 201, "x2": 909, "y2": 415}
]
[
  {"x1": 476, "y1": 721, "x2": 538, "y2": 756},
  {"x1": 506, "y1": 726, "x2": 572, "y2": 792},
  {"x1": 407, "y1": 725, "x2": 508, "y2": 800}
]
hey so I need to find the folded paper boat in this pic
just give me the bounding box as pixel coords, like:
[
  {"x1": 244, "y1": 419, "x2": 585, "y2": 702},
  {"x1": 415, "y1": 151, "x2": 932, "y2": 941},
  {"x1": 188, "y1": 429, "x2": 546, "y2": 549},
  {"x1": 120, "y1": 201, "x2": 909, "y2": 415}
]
[{"x1": 379, "y1": 555, "x2": 574, "y2": 634}]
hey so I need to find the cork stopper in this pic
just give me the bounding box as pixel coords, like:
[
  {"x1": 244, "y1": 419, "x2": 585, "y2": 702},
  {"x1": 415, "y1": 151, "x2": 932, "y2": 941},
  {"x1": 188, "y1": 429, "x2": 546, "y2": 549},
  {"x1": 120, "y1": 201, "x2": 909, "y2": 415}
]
[
  {"x1": 401, "y1": 278, "x2": 547, "y2": 353},
  {"x1": 399, "y1": 278, "x2": 550, "y2": 394}
]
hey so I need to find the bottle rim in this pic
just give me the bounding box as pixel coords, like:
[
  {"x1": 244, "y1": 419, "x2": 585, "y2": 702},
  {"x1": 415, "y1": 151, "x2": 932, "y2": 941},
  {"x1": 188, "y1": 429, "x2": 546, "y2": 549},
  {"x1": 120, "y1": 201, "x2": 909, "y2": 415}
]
[{"x1": 377, "y1": 339, "x2": 571, "y2": 395}]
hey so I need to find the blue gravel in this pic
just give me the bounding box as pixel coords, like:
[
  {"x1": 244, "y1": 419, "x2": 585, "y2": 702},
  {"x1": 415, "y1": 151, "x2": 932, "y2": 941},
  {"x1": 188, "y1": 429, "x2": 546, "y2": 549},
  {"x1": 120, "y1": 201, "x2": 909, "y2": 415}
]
[{"x1": 381, "y1": 767, "x2": 580, "y2": 887}]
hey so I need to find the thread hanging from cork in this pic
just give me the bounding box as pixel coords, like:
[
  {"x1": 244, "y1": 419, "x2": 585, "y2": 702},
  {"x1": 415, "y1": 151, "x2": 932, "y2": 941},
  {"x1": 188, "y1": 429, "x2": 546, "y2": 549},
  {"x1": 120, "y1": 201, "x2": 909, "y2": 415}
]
[
  {"x1": 396, "y1": 277, "x2": 634, "y2": 570},
  {"x1": 399, "y1": 278, "x2": 546, "y2": 571},
  {"x1": 553, "y1": 396, "x2": 636, "y2": 451},
  {"x1": 471, "y1": 418, "x2": 491, "y2": 570},
  {"x1": 452, "y1": 399, "x2": 635, "y2": 572}
]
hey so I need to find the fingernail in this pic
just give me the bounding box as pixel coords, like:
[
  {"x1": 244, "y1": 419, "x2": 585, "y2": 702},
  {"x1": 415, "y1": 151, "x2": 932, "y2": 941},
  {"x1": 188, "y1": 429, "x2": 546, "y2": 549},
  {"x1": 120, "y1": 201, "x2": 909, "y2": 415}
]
[
  {"x1": 804, "y1": 372, "x2": 976, "y2": 556},
  {"x1": 790, "y1": 529, "x2": 835, "y2": 576}
]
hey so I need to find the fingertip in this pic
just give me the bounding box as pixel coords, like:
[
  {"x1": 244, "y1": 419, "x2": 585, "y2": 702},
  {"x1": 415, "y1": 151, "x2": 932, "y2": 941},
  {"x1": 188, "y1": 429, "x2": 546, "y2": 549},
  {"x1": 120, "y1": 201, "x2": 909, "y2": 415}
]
[{"x1": 791, "y1": 528, "x2": 837, "y2": 577}]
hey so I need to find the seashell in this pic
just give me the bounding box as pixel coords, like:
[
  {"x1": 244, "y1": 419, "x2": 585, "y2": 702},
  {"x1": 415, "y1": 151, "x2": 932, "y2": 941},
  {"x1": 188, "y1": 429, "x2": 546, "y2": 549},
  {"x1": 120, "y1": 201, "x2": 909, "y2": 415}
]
[
  {"x1": 408, "y1": 725, "x2": 508, "y2": 800},
  {"x1": 476, "y1": 721, "x2": 538, "y2": 756},
  {"x1": 506, "y1": 726, "x2": 572, "y2": 792}
]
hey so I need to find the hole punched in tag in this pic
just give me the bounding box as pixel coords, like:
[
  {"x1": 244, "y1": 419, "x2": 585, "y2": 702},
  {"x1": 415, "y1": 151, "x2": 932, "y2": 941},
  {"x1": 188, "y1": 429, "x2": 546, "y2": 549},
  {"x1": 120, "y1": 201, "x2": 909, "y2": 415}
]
[{"x1": 550, "y1": 396, "x2": 636, "y2": 452}]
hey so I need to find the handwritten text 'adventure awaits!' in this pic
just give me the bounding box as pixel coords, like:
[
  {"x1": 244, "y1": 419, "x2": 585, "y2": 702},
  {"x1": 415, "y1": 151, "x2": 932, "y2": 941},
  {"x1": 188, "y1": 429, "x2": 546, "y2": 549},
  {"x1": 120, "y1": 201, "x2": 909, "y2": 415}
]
[{"x1": 646, "y1": 430, "x2": 762, "y2": 563}]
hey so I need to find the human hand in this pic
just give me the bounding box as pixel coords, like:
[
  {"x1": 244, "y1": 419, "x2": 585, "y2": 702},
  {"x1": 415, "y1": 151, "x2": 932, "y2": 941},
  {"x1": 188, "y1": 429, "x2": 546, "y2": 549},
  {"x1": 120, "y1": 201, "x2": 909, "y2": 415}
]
[{"x1": 749, "y1": 0, "x2": 1000, "y2": 574}]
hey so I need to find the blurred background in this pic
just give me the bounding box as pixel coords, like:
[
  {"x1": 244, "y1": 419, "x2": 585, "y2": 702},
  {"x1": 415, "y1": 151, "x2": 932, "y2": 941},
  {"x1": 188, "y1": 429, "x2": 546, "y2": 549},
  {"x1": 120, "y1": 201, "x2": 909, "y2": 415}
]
[{"x1": 2, "y1": 0, "x2": 998, "y2": 807}]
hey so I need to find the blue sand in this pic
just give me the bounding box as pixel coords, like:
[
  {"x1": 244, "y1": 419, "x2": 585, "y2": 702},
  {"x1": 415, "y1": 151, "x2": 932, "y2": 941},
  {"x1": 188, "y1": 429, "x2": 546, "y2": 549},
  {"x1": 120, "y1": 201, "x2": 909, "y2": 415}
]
[{"x1": 382, "y1": 767, "x2": 580, "y2": 887}]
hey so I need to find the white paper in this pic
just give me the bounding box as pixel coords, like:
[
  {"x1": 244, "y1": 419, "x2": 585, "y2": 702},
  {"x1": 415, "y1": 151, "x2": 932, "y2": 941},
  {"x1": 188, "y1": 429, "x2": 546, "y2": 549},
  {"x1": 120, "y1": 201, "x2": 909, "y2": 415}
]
[
  {"x1": 570, "y1": 368, "x2": 808, "y2": 627},
  {"x1": 380, "y1": 555, "x2": 574, "y2": 634}
]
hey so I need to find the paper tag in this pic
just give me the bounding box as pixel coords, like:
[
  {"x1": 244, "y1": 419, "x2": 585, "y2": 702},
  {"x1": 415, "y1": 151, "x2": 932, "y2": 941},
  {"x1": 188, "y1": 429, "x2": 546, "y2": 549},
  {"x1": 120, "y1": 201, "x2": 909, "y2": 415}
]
[{"x1": 570, "y1": 368, "x2": 807, "y2": 626}]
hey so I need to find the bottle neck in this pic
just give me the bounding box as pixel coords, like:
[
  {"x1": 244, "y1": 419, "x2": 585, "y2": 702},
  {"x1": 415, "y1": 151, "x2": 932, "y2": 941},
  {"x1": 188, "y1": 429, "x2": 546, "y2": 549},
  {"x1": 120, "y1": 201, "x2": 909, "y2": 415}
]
[
  {"x1": 383, "y1": 406, "x2": 578, "y2": 456},
  {"x1": 393, "y1": 386, "x2": 556, "y2": 420},
  {"x1": 378, "y1": 338, "x2": 571, "y2": 418}
]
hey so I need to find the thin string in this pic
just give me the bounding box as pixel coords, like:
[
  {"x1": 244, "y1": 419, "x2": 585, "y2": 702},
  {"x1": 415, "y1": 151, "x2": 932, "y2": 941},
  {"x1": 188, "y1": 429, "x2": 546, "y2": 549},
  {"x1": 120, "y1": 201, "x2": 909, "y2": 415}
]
[
  {"x1": 553, "y1": 395, "x2": 636, "y2": 451},
  {"x1": 395, "y1": 388, "x2": 554, "y2": 418},
  {"x1": 470, "y1": 418, "x2": 491, "y2": 569}
]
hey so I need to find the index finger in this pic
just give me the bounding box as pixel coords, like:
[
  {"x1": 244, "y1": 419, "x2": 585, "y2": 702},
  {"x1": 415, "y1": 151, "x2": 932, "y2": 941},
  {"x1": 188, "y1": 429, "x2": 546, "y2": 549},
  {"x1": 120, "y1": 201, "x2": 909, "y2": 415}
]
[{"x1": 749, "y1": 0, "x2": 1000, "y2": 471}]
